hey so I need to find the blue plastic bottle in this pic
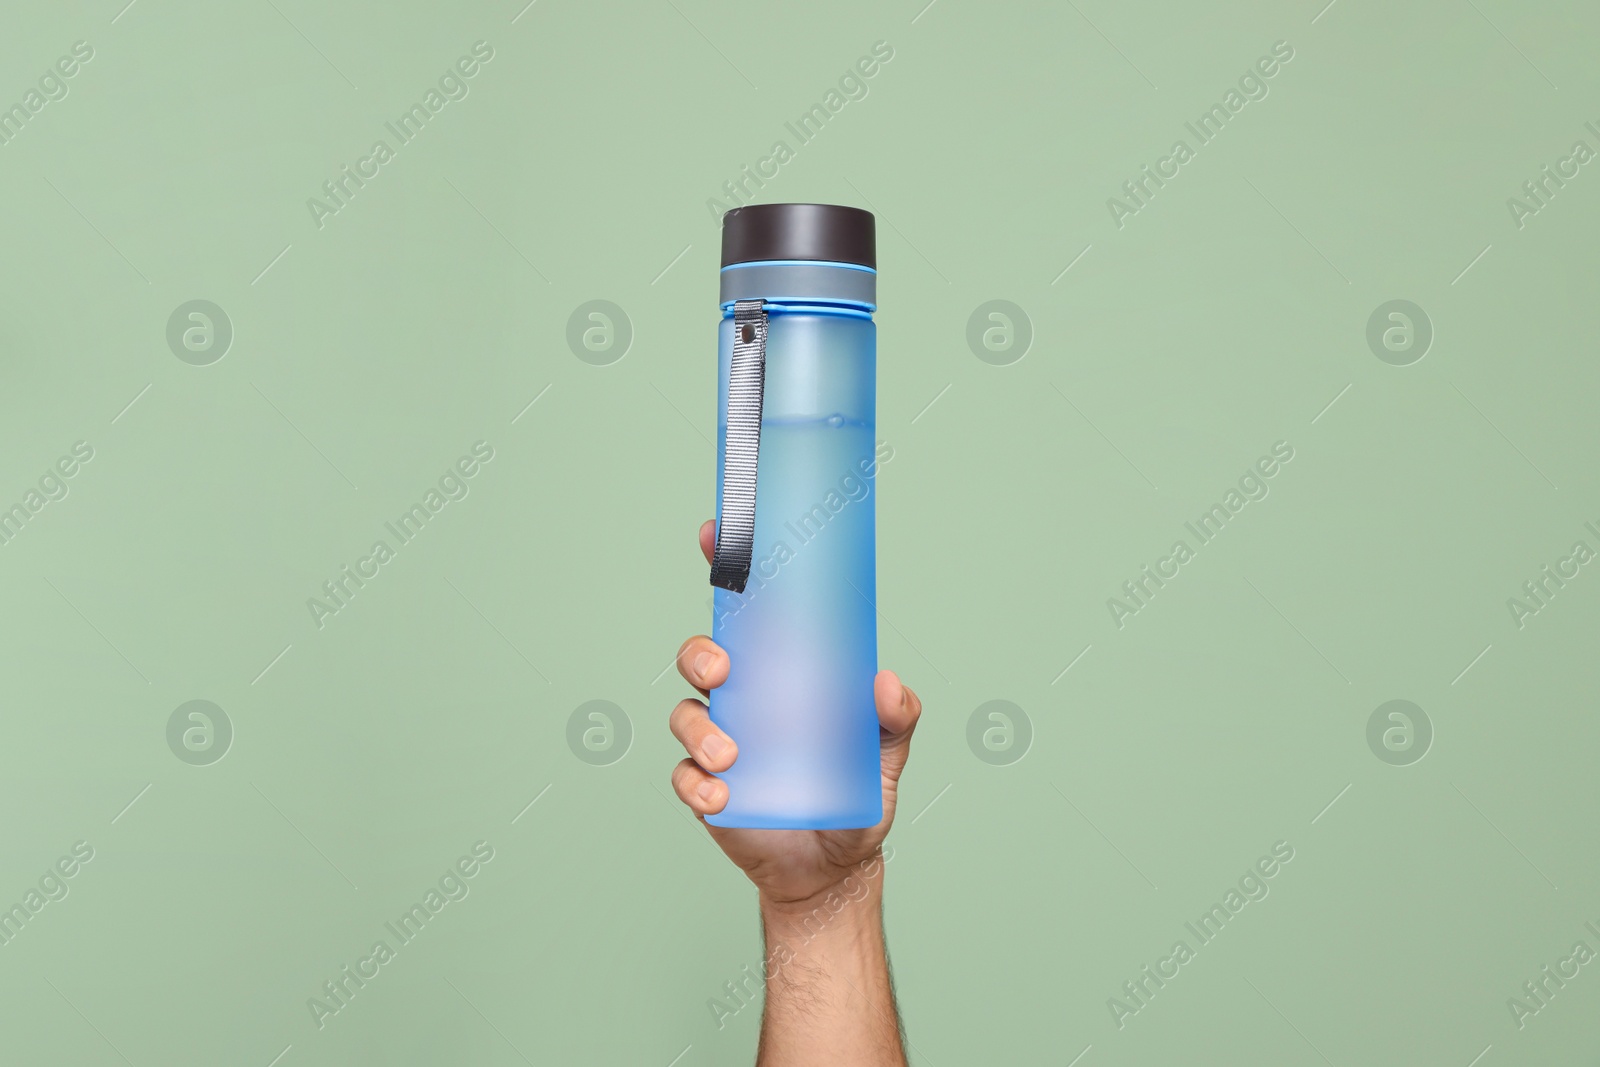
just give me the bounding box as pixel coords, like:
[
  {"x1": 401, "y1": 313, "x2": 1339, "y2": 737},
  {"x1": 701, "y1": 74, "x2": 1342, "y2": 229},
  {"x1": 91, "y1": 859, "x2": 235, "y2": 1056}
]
[{"x1": 708, "y1": 204, "x2": 883, "y2": 830}]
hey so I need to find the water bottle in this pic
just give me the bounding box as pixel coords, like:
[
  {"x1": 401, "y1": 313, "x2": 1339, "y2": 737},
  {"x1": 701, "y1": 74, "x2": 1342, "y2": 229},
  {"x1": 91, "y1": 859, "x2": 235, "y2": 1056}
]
[{"x1": 708, "y1": 203, "x2": 884, "y2": 830}]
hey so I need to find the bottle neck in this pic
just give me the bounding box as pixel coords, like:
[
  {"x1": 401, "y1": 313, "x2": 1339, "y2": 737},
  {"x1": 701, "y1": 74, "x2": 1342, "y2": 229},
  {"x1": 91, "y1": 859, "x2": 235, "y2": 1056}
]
[{"x1": 720, "y1": 260, "x2": 875, "y2": 316}]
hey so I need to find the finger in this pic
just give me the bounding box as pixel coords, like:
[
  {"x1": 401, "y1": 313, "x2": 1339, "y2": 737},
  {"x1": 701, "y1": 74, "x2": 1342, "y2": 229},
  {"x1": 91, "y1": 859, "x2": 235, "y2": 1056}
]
[
  {"x1": 669, "y1": 697, "x2": 738, "y2": 772},
  {"x1": 676, "y1": 635, "x2": 729, "y2": 696},
  {"x1": 699, "y1": 519, "x2": 715, "y2": 565},
  {"x1": 875, "y1": 671, "x2": 920, "y2": 785},
  {"x1": 672, "y1": 757, "x2": 729, "y2": 816},
  {"x1": 875, "y1": 670, "x2": 922, "y2": 739}
]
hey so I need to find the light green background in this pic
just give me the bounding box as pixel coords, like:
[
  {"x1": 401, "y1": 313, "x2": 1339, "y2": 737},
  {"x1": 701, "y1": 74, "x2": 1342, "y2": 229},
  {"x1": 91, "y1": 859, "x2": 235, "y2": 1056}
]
[{"x1": 1, "y1": 0, "x2": 1596, "y2": 1064}]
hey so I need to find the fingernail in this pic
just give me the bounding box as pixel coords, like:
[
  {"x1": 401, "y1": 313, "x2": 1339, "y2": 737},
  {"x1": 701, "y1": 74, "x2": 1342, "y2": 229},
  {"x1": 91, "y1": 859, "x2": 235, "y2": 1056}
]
[
  {"x1": 694, "y1": 652, "x2": 714, "y2": 677},
  {"x1": 697, "y1": 780, "x2": 717, "y2": 802},
  {"x1": 701, "y1": 733, "x2": 729, "y2": 761}
]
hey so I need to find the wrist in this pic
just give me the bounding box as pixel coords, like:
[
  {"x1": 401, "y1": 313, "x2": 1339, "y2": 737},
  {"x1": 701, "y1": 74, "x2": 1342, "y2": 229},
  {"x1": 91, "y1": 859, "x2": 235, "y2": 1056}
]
[
  {"x1": 758, "y1": 851, "x2": 890, "y2": 939},
  {"x1": 760, "y1": 879, "x2": 883, "y2": 931}
]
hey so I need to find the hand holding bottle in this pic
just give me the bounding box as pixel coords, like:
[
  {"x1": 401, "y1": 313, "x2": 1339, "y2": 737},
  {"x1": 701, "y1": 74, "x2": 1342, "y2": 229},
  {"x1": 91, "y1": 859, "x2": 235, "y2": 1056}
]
[{"x1": 671, "y1": 519, "x2": 921, "y2": 905}]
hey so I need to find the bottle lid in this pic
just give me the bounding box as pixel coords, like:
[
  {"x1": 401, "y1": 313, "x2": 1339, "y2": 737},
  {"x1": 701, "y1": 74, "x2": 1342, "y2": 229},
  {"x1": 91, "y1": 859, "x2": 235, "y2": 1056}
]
[{"x1": 720, "y1": 203, "x2": 875, "y2": 269}]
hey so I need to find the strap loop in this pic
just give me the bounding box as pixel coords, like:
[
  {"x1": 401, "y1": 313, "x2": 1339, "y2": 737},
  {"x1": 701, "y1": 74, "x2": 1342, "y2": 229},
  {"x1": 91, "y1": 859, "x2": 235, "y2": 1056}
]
[{"x1": 710, "y1": 299, "x2": 768, "y2": 593}]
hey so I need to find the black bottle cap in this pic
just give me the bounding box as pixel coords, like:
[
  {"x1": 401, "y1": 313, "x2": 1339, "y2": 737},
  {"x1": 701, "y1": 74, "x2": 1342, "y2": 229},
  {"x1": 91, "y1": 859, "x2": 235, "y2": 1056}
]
[{"x1": 720, "y1": 203, "x2": 875, "y2": 269}]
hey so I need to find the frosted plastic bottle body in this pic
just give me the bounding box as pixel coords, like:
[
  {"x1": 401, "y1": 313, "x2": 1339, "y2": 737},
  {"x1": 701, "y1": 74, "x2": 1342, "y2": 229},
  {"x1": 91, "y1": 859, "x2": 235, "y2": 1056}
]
[{"x1": 708, "y1": 265, "x2": 881, "y2": 830}]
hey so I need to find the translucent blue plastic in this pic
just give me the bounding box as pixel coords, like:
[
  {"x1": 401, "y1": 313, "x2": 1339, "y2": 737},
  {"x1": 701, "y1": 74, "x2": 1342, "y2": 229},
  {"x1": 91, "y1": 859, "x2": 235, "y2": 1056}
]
[{"x1": 708, "y1": 270, "x2": 882, "y2": 830}]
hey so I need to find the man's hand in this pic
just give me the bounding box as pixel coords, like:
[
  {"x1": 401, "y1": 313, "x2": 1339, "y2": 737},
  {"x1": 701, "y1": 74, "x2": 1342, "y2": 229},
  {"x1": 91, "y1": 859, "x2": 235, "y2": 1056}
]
[
  {"x1": 670, "y1": 519, "x2": 922, "y2": 907},
  {"x1": 670, "y1": 519, "x2": 918, "y2": 1066}
]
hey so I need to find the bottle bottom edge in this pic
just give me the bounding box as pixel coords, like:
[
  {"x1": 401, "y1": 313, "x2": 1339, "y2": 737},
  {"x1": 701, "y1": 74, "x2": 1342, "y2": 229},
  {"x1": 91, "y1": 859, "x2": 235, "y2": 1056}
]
[{"x1": 706, "y1": 810, "x2": 882, "y2": 831}]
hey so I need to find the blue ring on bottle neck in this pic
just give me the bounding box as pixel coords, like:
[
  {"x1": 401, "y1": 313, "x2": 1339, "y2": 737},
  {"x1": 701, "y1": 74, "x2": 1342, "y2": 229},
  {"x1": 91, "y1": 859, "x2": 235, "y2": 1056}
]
[
  {"x1": 719, "y1": 301, "x2": 874, "y2": 320},
  {"x1": 720, "y1": 259, "x2": 876, "y2": 273}
]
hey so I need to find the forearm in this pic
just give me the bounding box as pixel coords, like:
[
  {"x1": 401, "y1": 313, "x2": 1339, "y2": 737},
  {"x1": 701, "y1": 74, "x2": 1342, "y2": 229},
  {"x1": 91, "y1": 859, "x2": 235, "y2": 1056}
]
[{"x1": 756, "y1": 878, "x2": 906, "y2": 1067}]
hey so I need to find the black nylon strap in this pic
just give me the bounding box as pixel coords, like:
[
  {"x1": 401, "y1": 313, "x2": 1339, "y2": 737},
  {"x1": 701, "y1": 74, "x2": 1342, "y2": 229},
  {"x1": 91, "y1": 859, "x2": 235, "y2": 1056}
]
[{"x1": 710, "y1": 299, "x2": 768, "y2": 594}]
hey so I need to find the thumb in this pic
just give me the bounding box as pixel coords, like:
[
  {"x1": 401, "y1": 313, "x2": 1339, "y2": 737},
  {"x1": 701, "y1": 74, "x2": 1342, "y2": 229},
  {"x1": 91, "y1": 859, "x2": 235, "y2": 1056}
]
[
  {"x1": 875, "y1": 670, "x2": 921, "y2": 783},
  {"x1": 699, "y1": 519, "x2": 715, "y2": 566}
]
